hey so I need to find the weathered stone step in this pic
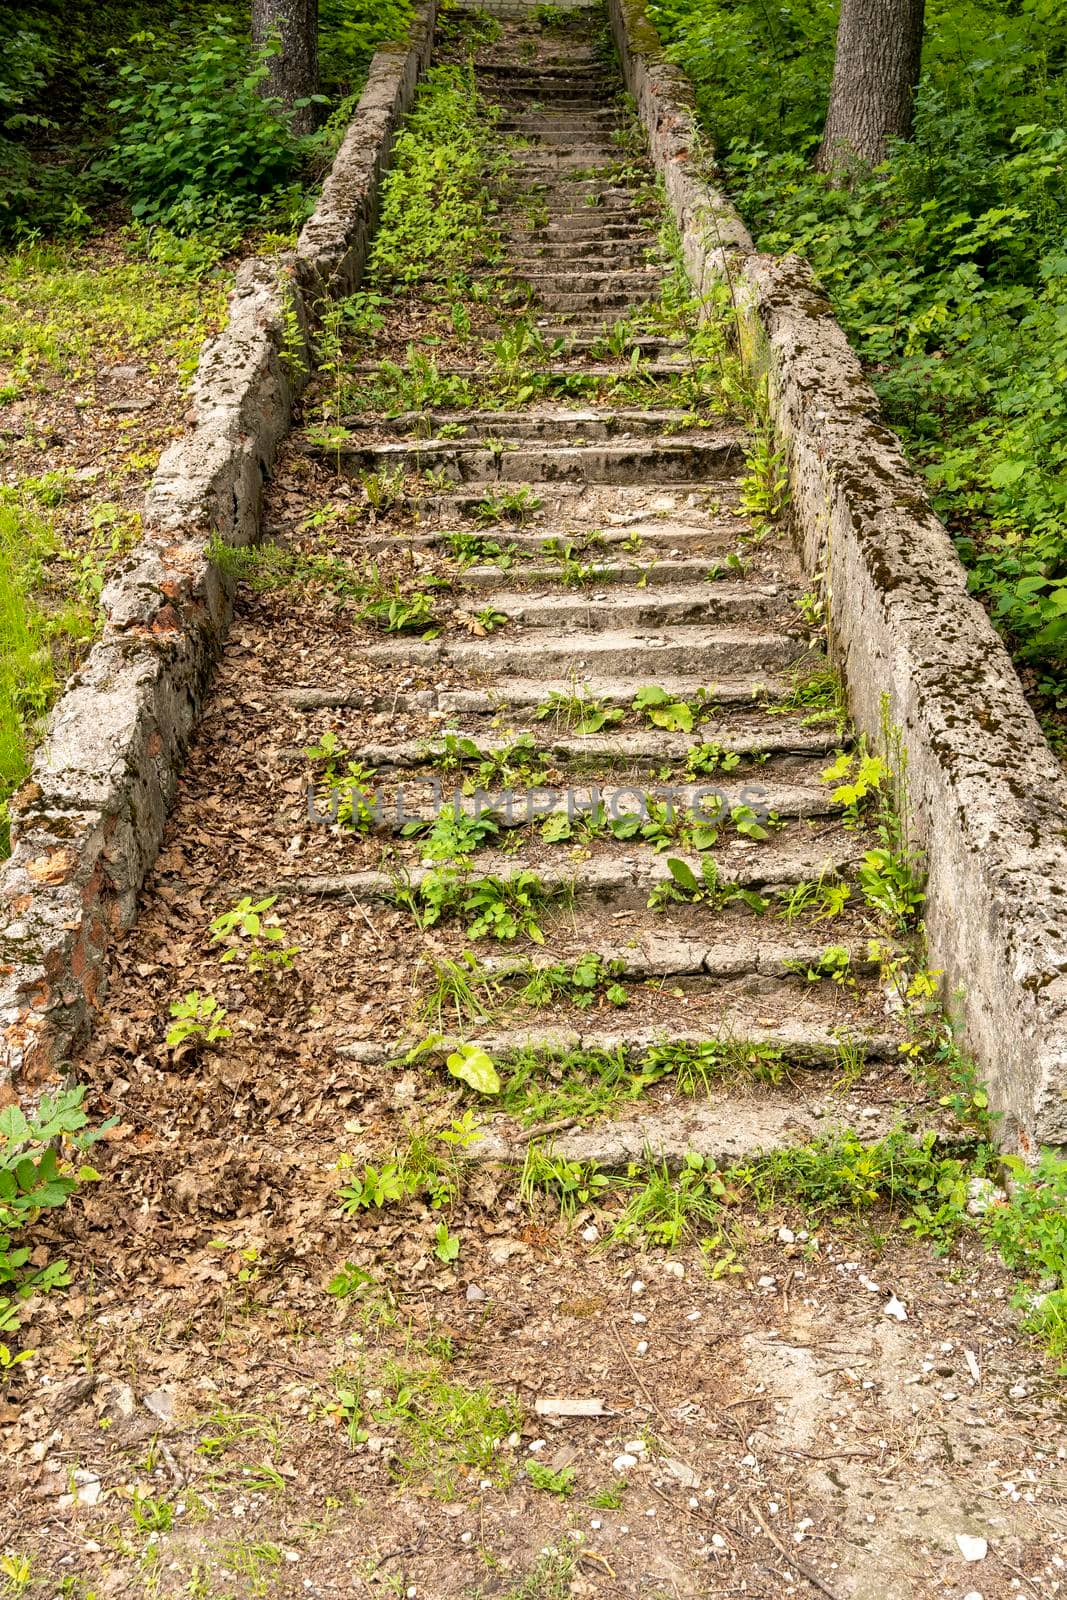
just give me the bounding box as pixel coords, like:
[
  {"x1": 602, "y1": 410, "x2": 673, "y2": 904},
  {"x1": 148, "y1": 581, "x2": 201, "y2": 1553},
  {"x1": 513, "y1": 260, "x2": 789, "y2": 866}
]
[
  {"x1": 457, "y1": 557, "x2": 755, "y2": 588},
  {"x1": 357, "y1": 407, "x2": 702, "y2": 441},
  {"x1": 356, "y1": 626, "x2": 817, "y2": 678},
  {"x1": 316, "y1": 438, "x2": 742, "y2": 485},
  {"x1": 513, "y1": 219, "x2": 658, "y2": 241},
  {"x1": 471, "y1": 1098, "x2": 942, "y2": 1173},
  {"x1": 278, "y1": 675, "x2": 797, "y2": 714},
  {"x1": 339, "y1": 1020, "x2": 891, "y2": 1072},
  {"x1": 272, "y1": 840, "x2": 861, "y2": 907},
  {"x1": 478, "y1": 930, "x2": 877, "y2": 982},
  {"x1": 506, "y1": 270, "x2": 664, "y2": 295},
  {"x1": 299, "y1": 776, "x2": 835, "y2": 833},
  {"x1": 453, "y1": 581, "x2": 790, "y2": 630},
  {"x1": 509, "y1": 241, "x2": 655, "y2": 264},
  {"x1": 347, "y1": 724, "x2": 838, "y2": 768}
]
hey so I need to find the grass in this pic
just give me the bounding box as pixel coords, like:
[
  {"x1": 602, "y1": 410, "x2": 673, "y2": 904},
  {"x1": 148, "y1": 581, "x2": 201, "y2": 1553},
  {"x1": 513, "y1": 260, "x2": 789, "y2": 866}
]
[{"x1": 0, "y1": 233, "x2": 228, "y2": 399}]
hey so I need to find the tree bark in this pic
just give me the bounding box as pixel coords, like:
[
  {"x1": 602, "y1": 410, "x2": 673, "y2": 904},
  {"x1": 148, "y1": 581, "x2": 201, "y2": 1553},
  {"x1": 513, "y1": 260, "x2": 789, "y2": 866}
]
[
  {"x1": 815, "y1": 0, "x2": 925, "y2": 176},
  {"x1": 252, "y1": 0, "x2": 319, "y2": 137}
]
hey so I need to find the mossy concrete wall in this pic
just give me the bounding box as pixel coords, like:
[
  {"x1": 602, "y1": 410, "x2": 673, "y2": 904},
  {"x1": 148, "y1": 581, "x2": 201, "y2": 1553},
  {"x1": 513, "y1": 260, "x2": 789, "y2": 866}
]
[
  {"x1": 608, "y1": 0, "x2": 1067, "y2": 1150},
  {"x1": 0, "y1": 6, "x2": 438, "y2": 1098}
]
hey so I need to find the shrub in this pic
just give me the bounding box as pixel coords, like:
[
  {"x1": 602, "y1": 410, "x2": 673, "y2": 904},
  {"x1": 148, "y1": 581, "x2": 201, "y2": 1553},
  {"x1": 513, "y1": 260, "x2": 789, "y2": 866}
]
[{"x1": 99, "y1": 21, "x2": 310, "y2": 231}]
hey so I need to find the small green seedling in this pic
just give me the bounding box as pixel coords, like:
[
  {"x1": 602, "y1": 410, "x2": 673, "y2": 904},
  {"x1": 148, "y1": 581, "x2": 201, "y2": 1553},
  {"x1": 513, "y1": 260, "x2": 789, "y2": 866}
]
[
  {"x1": 166, "y1": 991, "x2": 231, "y2": 1049},
  {"x1": 210, "y1": 895, "x2": 298, "y2": 973}
]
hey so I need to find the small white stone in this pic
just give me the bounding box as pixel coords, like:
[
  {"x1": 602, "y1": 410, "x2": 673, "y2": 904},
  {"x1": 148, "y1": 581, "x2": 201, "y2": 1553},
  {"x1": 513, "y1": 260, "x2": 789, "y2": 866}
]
[
  {"x1": 663, "y1": 1262, "x2": 684, "y2": 1279},
  {"x1": 590, "y1": 1519, "x2": 602, "y2": 1530},
  {"x1": 636, "y1": 1340, "x2": 649, "y2": 1356},
  {"x1": 613, "y1": 1453, "x2": 639, "y2": 1471},
  {"x1": 757, "y1": 1275, "x2": 776, "y2": 1289},
  {"x1": 777, "y1": 1226, "x2": 795, "y2": 1244},
  {"x1": 466, "y1": 1283, "x2": 485, "y2": 1303},
  {"x1": 624, "y1": 1439, "x2": 647, "y2": 1454},
  {"x1": 955, "y1": 1534, "x2": 988, "y2": 1562},
  {"x1": 883, "y1": 1294, "x2": 908, "y2": 1321},
  {"x1": 529, "y1": 1439, "x2": 546, "y2": 1453},
  {"x1": 582, "y1": 1224, "x2": 599, "y2": 1242},
  {"x1": 631, "y1": 1280, "x2": 646, "y2": 1297},
  {"x1": 632, "y1": 1311, "x2": 647, "y2": 1324}
]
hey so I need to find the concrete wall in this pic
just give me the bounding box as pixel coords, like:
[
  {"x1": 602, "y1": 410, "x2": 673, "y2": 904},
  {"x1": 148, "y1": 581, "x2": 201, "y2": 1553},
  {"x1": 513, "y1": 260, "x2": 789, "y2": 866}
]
[
  {"x1": 0, "y1": 6, "x2": 438, "y2": 1096},
  {"x1": 608, "y1": 0, "x2": 1067, "y2": 1149}
]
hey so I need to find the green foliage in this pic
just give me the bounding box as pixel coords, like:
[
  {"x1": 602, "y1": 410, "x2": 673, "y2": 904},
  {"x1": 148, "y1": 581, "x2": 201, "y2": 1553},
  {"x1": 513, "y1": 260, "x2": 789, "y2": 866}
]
[
  {"x1": 400, "y1": 868, "x2": 559, "y2": 943},
  {"x1": 518, "y1": 952, "x2": 629, "y2": 1010},
  {"x1": 651, "y1": 0, "x2": 1067, "y2": 691},
  {"x1": 166, "y1": 990, "x2": 232, "y2": 1051},
  {"x1": 0, "y1": 1087, "x2": 112, "y2": 1332},
  {"x1": 210, "y1": 895, "x2": 298, "y2": 973},
  {"x1": 527, "y1": 1461, "x2": 576, "y2": 1497},
  {"x1": 100, "y1": 24, "x2": 310, "y2": 232},
  {"x1": 737, "y1": 1127, "x2": 988, "y2": 1249},
  {"x1": 983, "y1": 1151, "x2": 1067, "y2": 1362},
  {"x1": 0, "y1": 500, "x2": 56, "y2": 850},
  {"x1": 369, "y1": 63, "x2": 506, "y2": 287}
]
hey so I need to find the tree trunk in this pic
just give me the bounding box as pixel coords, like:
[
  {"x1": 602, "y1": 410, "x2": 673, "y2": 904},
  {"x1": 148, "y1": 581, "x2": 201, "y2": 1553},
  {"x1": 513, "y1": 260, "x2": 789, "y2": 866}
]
[
  {"x1": 252, "y1": 0, "x2": 319, "y2": 137},
  {"x1": 815, "y1": 0, "x2": 925, "y2": 176}
]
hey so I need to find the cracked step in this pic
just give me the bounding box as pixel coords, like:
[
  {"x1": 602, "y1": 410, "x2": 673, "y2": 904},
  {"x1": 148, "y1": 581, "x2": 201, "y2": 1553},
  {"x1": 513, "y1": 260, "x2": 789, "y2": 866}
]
[{"x1": 313, "y1": 438, "x2": 744, "y2": 485}]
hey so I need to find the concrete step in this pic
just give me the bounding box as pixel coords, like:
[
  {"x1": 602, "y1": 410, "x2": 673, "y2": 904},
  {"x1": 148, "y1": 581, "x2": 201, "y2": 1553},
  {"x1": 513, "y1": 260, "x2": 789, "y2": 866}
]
[
  {"x1": 313, "y1": 436, "x2": 744, "y2": 485},
  {"x1": 450, "y1": 581, "x2": 792, "y2": 630},
  {"x1": 346, "y1": 408, "x2": 715, "y2": 441},
  {"x1": 354, "y1": 625, "x2": 818, "y2": 678}
]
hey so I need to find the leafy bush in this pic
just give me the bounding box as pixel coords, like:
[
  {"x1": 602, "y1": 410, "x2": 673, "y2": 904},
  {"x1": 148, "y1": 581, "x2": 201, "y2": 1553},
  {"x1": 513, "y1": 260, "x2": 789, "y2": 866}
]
[
  {"x1": 650, "y1": 0, "x2": 1067, "y2": 703},
  {"x1": 319, "y1": 0, "x2": 414, "y2": 88},
  {"x1": 100, "y1": 22, "x2": 310, "y2": 231}
]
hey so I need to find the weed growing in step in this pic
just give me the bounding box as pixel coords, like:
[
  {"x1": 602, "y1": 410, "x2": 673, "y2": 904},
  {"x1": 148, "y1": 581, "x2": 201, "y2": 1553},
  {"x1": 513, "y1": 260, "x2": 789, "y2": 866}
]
[
  {"x1": 415, "y1": 954, "x2": 500, "y2": 1030},
  {"x1": 358, "y1": 577, "x2": 442, "y2": 639},
  {"x1": 166, "y1": 991, "x2": 231, "y2": 1051},
  {"x1": 209, "y1": 540, "x2": 368, "y2": 601},
  {"x1": 337, "y1": 1128, "x2": 470, "y2": 1213},
  {"x1": 421, "y1": 731, "x2": 550, "y2": 790},
  {"x1": 0, "y1": 1088, "x2": 113, "y2": 1334},
  {"x1": 684, "y1": 740, "x2": 744, "y2": 776},
  {"x1": 534, "y1": 686, "x2": 624, "y2": 735},
  {"x1": 777, "y1": 875, "x2": 851, "y2": 923},
  {"x1": 518, "y1": 953, "x2": 629, "y2": 1010},
  {"x1": 527, "y1": 1461, "x2": 576, "y2": 1497},
  {"x1": 648, "y1": 857, "x2": 769, "y2": 914},
  {"x1": 304, "y1": 738, "x2": 380, "y2": 834},
  {"x1": 736, "y1": 1127, "x2": 992, "y2": 1250},
  {"x1": 395, "y1": 867, "x2": 564, "y2": 943},
  {"x1": 443, "y1": 529, "x2": 516, "y2": 569},
  {"x1": 632, "y1": 684, "x2": 715, "y2": 734},
  {"x1": 405, "y1": 808, "x2": 501, "y2": 862},
  {"x1": 406, "y1": 1035, "x2": 502, "y2": 1096},
  {"x1": 786, "y1": 944, "x2": 854, "y2": 985},
  {"x1": 643, "y1": 1037, "x2": 787, "y2": 1092},
  {"x1": 739, "y1": 422, "x2": 790, "y2": 526},
  {"x1": 373, "y1": 1359, "x2": 522, "y2": 1496},
  {"x1": 767, "y1": 665, "x2": 848, "y2": 733},
  {"x1": 608, "y1": 1154, "x2": 736, "y2": 1249},
  {"x1": 210, "y1": 895, "x2": 298, "y2": 974},
  {"x1": 520, "y1": 1146, "x2": 612, "y2": 1217},
  {"x1": 473, "y1": 486, "x2": 543, "y2": 527},
  {"x1": 821, "y1": 744, "x2": 889, "y2": 828}
]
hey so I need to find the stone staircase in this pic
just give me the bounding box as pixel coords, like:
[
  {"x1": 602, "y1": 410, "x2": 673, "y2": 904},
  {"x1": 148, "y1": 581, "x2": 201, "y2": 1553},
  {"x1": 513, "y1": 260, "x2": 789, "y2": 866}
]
[{"x1": 224, "y1": 0, "x2": 931, "y2": 1162}]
